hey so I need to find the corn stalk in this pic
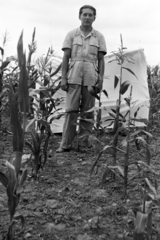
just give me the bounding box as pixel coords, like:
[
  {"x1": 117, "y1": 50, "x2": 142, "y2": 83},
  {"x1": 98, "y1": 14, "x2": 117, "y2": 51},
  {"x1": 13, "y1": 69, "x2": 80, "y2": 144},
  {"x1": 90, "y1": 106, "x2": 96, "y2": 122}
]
[
  {"x1": 0, "y1": 31, "x2": 31, "y2": 240},
  {"x1": 0, "y1": 31, "x2": 8, "y2": 127},
  {"x1": 109, "y1": 34, "x2": 138, "y2": 168},
  {"x1": 123, "y1": 85, "x2": 132, "y2": 199}
]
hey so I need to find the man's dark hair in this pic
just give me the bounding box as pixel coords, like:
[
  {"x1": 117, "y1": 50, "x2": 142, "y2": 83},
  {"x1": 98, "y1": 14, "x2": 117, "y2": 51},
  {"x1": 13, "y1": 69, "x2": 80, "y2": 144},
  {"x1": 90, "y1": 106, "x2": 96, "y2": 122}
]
[{"x1": 79, "y1": 5, "x2": 96, "y2": 16}]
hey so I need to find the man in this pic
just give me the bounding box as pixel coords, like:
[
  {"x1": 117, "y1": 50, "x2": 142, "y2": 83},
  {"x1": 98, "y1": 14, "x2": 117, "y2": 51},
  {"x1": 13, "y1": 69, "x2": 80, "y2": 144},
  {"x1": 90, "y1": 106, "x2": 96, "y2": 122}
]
[{"x1": 56, "y1": 5, "x2": 107, "y2": 153}]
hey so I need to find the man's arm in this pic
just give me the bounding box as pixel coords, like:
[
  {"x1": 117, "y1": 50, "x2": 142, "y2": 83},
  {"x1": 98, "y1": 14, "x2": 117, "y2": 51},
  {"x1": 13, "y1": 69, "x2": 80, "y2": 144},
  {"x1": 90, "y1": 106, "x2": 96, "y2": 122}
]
[
  {"x1": 61, "y1": 48, "x2": 71, "y2": 91},
  {"x1": 97, "y1": 52, "x2": 105, "y2": 90}
]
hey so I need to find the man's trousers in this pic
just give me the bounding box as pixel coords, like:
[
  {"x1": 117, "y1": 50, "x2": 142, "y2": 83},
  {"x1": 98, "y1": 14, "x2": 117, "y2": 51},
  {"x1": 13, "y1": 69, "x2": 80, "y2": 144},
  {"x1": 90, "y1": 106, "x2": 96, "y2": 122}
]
[{"x1": 60, "y1": 84, "x2": 95, "y2": 149}]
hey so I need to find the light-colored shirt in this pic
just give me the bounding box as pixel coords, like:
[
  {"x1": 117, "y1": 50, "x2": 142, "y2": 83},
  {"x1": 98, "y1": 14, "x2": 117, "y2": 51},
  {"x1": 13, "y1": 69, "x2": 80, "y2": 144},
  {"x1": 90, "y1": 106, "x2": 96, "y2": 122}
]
[{"x1": 62, "y1": 27, "x2": 107, "y2": 86}]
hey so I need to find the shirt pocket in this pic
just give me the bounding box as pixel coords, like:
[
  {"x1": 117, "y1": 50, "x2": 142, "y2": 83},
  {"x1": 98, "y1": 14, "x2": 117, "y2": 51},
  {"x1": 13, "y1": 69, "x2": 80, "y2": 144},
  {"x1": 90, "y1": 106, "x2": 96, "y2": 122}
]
[
  {"x1": 89, "y1": 39, "x2": 99, "y2": 56},
  {"x1": 72, "y1": 37, "x2": 83, "y2": 57},
  {"x1": 67, "y1": 61, "x2": 76, "y2": 79}
]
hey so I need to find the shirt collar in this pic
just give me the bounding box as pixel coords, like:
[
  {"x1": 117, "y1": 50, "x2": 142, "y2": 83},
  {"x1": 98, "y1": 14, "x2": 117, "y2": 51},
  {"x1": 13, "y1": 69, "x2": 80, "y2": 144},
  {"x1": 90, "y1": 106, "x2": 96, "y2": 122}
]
[{"x1": 76, "y1": 27, "x2": 96, "y2": 37}]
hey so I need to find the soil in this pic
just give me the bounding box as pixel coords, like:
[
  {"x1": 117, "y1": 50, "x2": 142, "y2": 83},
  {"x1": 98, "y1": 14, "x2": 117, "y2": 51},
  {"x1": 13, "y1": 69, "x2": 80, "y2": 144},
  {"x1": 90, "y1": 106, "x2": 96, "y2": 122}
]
[{"x1": 1, "y1": 112, "x2": 160, "y2": 240}]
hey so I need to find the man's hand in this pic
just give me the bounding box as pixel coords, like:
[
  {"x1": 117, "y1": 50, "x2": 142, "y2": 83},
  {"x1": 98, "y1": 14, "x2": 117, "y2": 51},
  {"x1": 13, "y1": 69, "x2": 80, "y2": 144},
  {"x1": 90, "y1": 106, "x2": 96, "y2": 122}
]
[
  {"x1": 61, "y1": 78, "x2": 68, "y2": 91},
  {"x1": 95, "y1": 74, "x2": 103, "y2": 93}
]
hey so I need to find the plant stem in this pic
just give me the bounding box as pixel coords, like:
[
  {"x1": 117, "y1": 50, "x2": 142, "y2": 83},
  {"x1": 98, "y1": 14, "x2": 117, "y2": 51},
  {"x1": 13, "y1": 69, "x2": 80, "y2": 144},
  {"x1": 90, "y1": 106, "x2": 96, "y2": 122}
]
[
  {"x1": 0, "y1": 71, "x2": 2, "y2": 128},
  {"x1": 112, "y1": 56, "x2": 123, "y2": 167},
  {"x1": 123, "y1": 85, "x2": 132, "y2": 199}
]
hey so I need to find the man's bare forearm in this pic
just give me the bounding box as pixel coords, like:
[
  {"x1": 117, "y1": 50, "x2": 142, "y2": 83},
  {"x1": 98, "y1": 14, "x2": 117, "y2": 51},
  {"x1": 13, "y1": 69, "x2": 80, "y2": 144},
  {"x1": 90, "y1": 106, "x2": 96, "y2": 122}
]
[
  {"x1": 98, "y1": 52, "x2": 105, "y2": 83},
  {"x1": 61, "y1": 49, "x2": 71, "y2": 80},
  {"x1": 98, "y1": 58, "x2": 105, "y2": 81},
  {"x1": 62, "y1": 56, "x2": 69, "y2": 79}
]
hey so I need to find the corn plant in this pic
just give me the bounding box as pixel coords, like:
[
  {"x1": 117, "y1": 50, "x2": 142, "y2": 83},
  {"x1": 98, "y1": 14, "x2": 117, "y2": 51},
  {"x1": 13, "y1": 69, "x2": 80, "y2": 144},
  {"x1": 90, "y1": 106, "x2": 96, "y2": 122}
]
[
  {"x1": 25, "y1": 125, "x2": 51, "y2": 179},
  {"x1": 0, "y1": 84, "x2": 25, "y2": 240},
  {"x1": 0, "y1": 31, "x2": 31, "y2": 239},
  {"x1": 133, "y1": 162, "x2": 160, "y2": 239},
  {"x1": 133, "y1": 200, "x2": 152, "y2": 240},
  {"x1": 90, "y1": 82, "x2": 153, "y2": 197},
  {"x1": 0, "y1": 32, "x2": 8, "y2": 118},
  {"x1": 107, "y1": 34, "x2": 138, "y2": 167},
  {"x1": 25, "y1": 85, "x2": 64, "y2": 179},
  {"x1": 0, "y1": 32, "x2": 18, "y2": 128},
  {"x1": 24, "y1": 48, "x2": 64, "y2": 178}
]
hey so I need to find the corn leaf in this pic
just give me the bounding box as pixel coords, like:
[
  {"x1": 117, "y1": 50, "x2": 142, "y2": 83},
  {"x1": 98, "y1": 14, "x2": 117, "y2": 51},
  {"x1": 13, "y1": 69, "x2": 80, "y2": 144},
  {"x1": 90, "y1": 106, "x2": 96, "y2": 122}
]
[
  {"x1": 104, "y1": 118, "x2": 114, "y2": 122},
  {"x1": 134, "y1": 107, "x2": 141, "y2": 118},
  {"x1": 27, "y1": 27, "x2": 37, "y2": 67},
  {"x1": 49, "y1": 113, "x2": 65, "y2": 123},
  {"x1": 79, "y1": 118, "x2": 95, "y2": 124},
  {"x1": 106, "y1": 167, "x2": 124, "y2": 181},
  {"x1": 6, "y1": 162, "x2": 17, "y2": 195},
  {"x1": 136, "y1": 136, "x2": 147, "y2": 146},
  {"x1": 155, "y1": 178, "x2": 158, "y2": 192},
  {"x1": 141, "y1": 130, "x2": 153, "y2": 139},
  {"x1": 8, "y1": 83, "x2": 24, "y2": 152},
  {"x1": 18, "y1": 53, "x2": 30, "y2": 113},
  {"x1": 137, "y1": 161, "x2": 157, "y2": 175},
  {"x1": 25, "y1": 141, "x2": 36, "y2": 155},
  {"x1": 0, "y1": 86, "x2": 9, "y2": 98},
  {"x1": 111, "y1": 146, "x2": 126, "y2": 153},
  {"x1": 145, "y1": 178, "x2": 157, "y2": 196},
  {"x1": 14, "y1": 214, "x2": 25, "y2": 235},
  {"x1": 30, "y1": 130, "x2": 41, "y2": 154},
  {"x1": 29, "y1": 88, "x2": 41, "y2": 96},
  {"x1": 1, "y1": 60, "x2": 10, "y2": 70},
  {"x1": 124, "y1": 110, "x2": 130, "y2": 118},
  {"x1": 16, "y1": 169, "x2": 27, "y2": 194},
  {"x1": 50, "y1": 63, "x2": 62, "y2": 77},
  {"x1": 12, "y1": 151, "x2": 23, "y2": 176},
  {"x1": 120, "y1": 34, "x2": 123, "y2": 46},
  {"x1": 154, "y1": 194, "x2": 160, "y2": 207},
  {"x1": 122, "y1": 67, "x2": 138, "y2": 79},
  {"x1": 108, "y1": 165, "x2": 124, "y2": 177},
  {"x1": 124, "y1": 97, "x2": 130, "y2": 106},
  {"x1": 85, "y1": 106, "x2": 110, "y2": 113},
  {"x1": 25, "y1": 118, "x2": 35, "y2": 132},
  {"x1": 120, "y1": 81, "x2": 130, "y2": 95},
  {"x1": 0, "y1": 171, "x2": 8, "y2": 188},
  {"x1": 90, "y1": 150, "x2": 103, "y2": 176},
  {"x1": 130, "y1": 130, "x2": 141, "y2": 137},
  {"x1": 111, "y1": 108, "x2": 116, "y2": 114},
  {"x1": 17, "y1": 31, "x2": 24, "y2": 68},
  {"x1": 21, "y1": 154, "x2": 32, "y2": 168},
  {"x1": 6, "y1": 162, "x2": 19, "y2": 220},
  {"x1": 114, "y1": 75, "x2": 119, "y2": 89},
  {"x1": 37, "y1": 119, "x2": 51, "y2": 132},
  {"x1": 146, "y1": 146, "x2": 151, "y2": 165},
  {"x1": 108, "y1": 112, "x2": 116, "y2": 119},
  {"x1": 103, "y1": 89, "x2": 109, "y2": 98},
  {"x1": 0, "y1": 47, "x2": 4, "y2": 56},
  {"x1": 134, "y1": 211, "x2": 148, "y2": 233},
  {"x1": 108, "y1": 58, "x2": 117, "y2": 63}
]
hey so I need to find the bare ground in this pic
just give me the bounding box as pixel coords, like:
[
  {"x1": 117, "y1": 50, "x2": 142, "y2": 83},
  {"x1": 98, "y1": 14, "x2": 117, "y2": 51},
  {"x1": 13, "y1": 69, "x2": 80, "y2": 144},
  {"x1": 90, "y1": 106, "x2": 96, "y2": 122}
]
[{"x1": 1, "y1": 113, "x2": 160, "y2": 240}]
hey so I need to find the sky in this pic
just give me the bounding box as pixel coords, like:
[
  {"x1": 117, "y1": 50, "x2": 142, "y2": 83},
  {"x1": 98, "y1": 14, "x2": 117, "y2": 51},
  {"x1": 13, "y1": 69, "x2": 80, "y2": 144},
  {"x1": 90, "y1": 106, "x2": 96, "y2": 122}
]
[{"x1": 0, "y1": 0, "x2": 160, "y2": 66}]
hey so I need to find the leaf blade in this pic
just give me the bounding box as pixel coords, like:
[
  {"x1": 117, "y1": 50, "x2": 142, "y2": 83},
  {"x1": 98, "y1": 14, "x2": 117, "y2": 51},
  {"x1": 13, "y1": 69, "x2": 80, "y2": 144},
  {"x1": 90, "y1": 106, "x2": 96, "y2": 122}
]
[{"x1": 122, "y1": 66, "x2": 138, "y2": 79}]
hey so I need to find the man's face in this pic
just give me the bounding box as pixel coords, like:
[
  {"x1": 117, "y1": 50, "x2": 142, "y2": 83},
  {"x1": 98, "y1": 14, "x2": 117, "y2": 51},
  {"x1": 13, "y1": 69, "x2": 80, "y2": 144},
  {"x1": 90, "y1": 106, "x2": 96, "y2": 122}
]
[{"x1": 79, "y1": 8, "x2": 95, "y2": 27}]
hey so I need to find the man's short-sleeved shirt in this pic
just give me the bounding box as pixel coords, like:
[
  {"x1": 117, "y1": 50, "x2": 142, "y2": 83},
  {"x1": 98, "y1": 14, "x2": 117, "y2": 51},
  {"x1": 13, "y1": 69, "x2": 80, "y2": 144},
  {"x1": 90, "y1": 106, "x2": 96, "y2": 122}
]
[{"x1": 62, "y1": 27, "x2": 107, "y2": 86}]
